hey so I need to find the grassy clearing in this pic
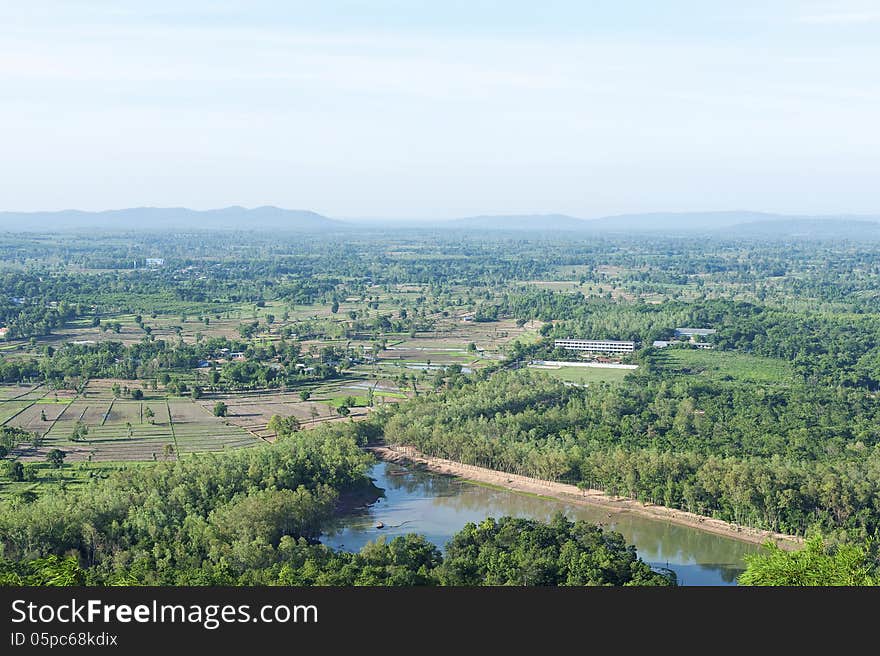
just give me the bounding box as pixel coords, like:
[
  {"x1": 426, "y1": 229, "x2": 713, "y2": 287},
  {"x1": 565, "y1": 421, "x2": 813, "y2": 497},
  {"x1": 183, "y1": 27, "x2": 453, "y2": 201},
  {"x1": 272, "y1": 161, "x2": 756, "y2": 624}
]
[
  {"x1": 373, "y1": 391, "x2": 408, "y2": 399},
  {"x1": 534, "y1": 366, "x2": 633, "y2": 385},
  {"x1": 658, "y1": 349, "x2": 795, "y2": 384}
]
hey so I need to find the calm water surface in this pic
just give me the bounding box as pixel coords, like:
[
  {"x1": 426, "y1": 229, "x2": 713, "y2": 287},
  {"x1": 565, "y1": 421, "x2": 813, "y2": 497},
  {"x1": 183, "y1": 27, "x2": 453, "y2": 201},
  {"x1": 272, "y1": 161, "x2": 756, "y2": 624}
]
[{"x1": 322, "y1": 462, "x2": 759, "y2": 586}]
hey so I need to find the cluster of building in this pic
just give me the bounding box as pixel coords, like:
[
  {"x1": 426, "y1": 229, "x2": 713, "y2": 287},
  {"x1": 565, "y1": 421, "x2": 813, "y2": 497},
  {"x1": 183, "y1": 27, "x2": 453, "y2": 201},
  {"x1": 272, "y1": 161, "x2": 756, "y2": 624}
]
[
  {"x1": 554, "y1": 327, "x2": 716, "y2": 355},
  {"x1": 652, "y1": 328, "x2": 716, "y2": 350}
]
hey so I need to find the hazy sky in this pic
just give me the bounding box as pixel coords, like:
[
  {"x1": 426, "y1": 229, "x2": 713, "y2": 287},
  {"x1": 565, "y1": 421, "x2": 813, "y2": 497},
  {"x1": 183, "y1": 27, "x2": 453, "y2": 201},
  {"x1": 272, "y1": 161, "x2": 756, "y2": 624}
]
[{"x1": 2, "y1": 1, "x2": 879, "y2": 219}]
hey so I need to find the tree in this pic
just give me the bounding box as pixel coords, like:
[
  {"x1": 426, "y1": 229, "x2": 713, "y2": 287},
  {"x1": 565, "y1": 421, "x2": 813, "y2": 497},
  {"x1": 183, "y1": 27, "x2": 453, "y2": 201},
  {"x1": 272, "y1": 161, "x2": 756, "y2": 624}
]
[
  {"x1": 267, "y1": 415, "x2": 301, "y2": 438},
  {"x1": 144, "y1": 406, "x2": 155, "y2": 423},
  {"x1": 191, "y1": 386, "x2": 203, "y2": 400},
  {"x1": 46, "y1": 449, "x2": 66, "y2": 468},
  {"x1": 40, "y1": 409, "x2": 47, "y2": 422},
  {"x1": 331, "y1": 301, "x2": 340, "y2": 314},
  {"x1": 336, "y1": 405, "x2": 350, "y2": 417},
  {"x1": 71, "y1": 421, "x2": 88, "y2": 442},
  {"x1": 437, "y1": 514, "x2": 673, "y2": 586},
  {"x1": 213, "y1": 401, "x2": 228, "y2": 417},
  {"x1": 131, "y1": 388, "x2": 143, "y2": 400},
  {"x1": 739, "y1": 537, "x2": 878, "y2": 586},
  {"x1": 299, "y1": 390, "x2": 311, "y2": 402},
  {"x1": 9, "y1": 461, "x2": 25, "y2": 482}
]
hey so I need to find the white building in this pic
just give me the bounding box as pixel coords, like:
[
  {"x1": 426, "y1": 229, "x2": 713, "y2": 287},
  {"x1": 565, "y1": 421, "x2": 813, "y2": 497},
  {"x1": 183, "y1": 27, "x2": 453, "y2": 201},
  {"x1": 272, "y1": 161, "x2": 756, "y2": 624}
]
[{"x1": 554, "y1": 339, "x2": 636, "y2": 354}]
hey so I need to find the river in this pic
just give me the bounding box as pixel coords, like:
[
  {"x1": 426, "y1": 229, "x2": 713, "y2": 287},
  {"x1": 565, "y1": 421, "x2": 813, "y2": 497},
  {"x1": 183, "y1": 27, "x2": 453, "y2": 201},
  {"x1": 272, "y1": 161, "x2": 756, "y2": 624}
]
[{"x1": 322, "y1": 462, "x2": 760, "y2": 586}]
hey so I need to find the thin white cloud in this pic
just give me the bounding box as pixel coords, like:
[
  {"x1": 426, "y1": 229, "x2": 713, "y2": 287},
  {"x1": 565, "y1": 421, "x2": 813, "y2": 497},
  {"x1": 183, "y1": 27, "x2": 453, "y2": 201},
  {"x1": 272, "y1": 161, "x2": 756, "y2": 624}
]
[{"x1": 798, "y1": 12, "x2": 880, "y2": 24}]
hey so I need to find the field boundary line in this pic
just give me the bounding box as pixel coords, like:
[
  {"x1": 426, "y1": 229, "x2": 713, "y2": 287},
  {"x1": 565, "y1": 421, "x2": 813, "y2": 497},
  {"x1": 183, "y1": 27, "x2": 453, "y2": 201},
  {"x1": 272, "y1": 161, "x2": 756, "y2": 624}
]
[
  {"x1": 165, "y1": 400, "x2": 180, "y2": 459},
  {"x1": 102, "y1": 399, "x2": 114, "y2": 426}
]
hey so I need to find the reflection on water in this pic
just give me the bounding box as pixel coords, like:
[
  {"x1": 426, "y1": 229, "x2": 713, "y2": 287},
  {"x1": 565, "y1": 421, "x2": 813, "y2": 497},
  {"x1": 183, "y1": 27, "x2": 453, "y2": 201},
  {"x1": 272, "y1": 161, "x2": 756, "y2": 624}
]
[{"x1": 322, "y1": 463, "x2": 759, "y2": 586}]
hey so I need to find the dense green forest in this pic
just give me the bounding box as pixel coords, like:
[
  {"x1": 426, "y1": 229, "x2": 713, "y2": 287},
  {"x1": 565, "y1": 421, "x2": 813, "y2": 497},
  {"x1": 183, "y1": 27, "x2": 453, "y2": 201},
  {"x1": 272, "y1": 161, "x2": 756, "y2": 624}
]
[
  {"x1": 0, "y1": 422, "x2": 372, "y2": 584},
  {"x1": 738, "y1": 536, "x2": 878, "y2": 586},
  {"x1": 1, "y1": 513, "x2": 671, "y2": 587}
]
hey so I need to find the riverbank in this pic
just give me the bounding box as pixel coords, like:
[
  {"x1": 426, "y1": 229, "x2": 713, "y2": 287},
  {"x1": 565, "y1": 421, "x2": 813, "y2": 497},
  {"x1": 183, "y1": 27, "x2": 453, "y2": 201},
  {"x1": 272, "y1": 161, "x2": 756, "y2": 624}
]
[{"x1": 367, "y1": 445, "x2": 803, "y2": 550}]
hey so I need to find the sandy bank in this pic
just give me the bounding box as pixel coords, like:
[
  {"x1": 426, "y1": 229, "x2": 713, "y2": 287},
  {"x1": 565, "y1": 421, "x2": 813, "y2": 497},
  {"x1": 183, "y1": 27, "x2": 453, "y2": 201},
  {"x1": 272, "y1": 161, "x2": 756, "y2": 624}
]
[{"x1": 367, "y1": 445, "x2": 802, "y2": 550}]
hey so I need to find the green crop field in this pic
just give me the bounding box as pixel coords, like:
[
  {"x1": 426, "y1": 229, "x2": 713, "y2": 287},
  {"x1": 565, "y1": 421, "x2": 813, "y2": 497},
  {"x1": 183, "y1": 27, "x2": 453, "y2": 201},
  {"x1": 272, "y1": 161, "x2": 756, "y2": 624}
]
[
  {"x1": 531, "y1": 365, "x2": 634, "y2": 385},
  {"x1": 657, "y1": 349, "x2": 795, "y2": 384}
]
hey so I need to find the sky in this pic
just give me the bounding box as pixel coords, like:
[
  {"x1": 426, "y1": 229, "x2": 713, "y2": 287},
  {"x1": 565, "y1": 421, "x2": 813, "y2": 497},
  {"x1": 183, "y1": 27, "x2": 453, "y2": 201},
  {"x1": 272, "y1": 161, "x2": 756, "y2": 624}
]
[{"x1": 1, "y1": 1, "x2": 879, "y2": 219}]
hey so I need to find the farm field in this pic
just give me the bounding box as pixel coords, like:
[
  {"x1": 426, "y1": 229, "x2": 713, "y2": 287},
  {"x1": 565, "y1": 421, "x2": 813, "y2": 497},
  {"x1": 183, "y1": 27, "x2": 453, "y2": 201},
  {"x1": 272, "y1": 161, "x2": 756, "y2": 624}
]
[
  {"x1": 531, "y1": 365, "x2": 634, "y2": 385},
  {"x1": 0, "y1": 384, "x2": 42, "y2": 401},
  {"x1": 2, "y1": 394, "x2": 261, "y2": 462},
  {"x1": 202, "y1": 387, "x2": 374, "y2": 440},
  {"x1": 656, "y1": 349, "x2": 795, "y2": 384}
]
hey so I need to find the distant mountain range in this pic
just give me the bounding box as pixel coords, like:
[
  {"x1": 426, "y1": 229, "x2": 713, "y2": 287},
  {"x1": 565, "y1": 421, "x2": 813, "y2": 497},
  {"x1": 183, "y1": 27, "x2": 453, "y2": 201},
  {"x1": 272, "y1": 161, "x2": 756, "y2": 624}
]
[
  {"x1": 442, "y1": 211, "x2": 880, "y2": 234},
  {"x1": 446, "y1": 214, "x2": 590, "y2": 231},
  {"x1": 717, "y1": 217, "x2": 880, "y2": 239},
  {"x1": 0, "y1": 206, "x2": 340, "y2": 231},
  {"x1": 584, "y1": 211, "x2": 787, "y2": 232},
  {"x1": 2, "y1": 206, "x2": 879, "y2": 236}
]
